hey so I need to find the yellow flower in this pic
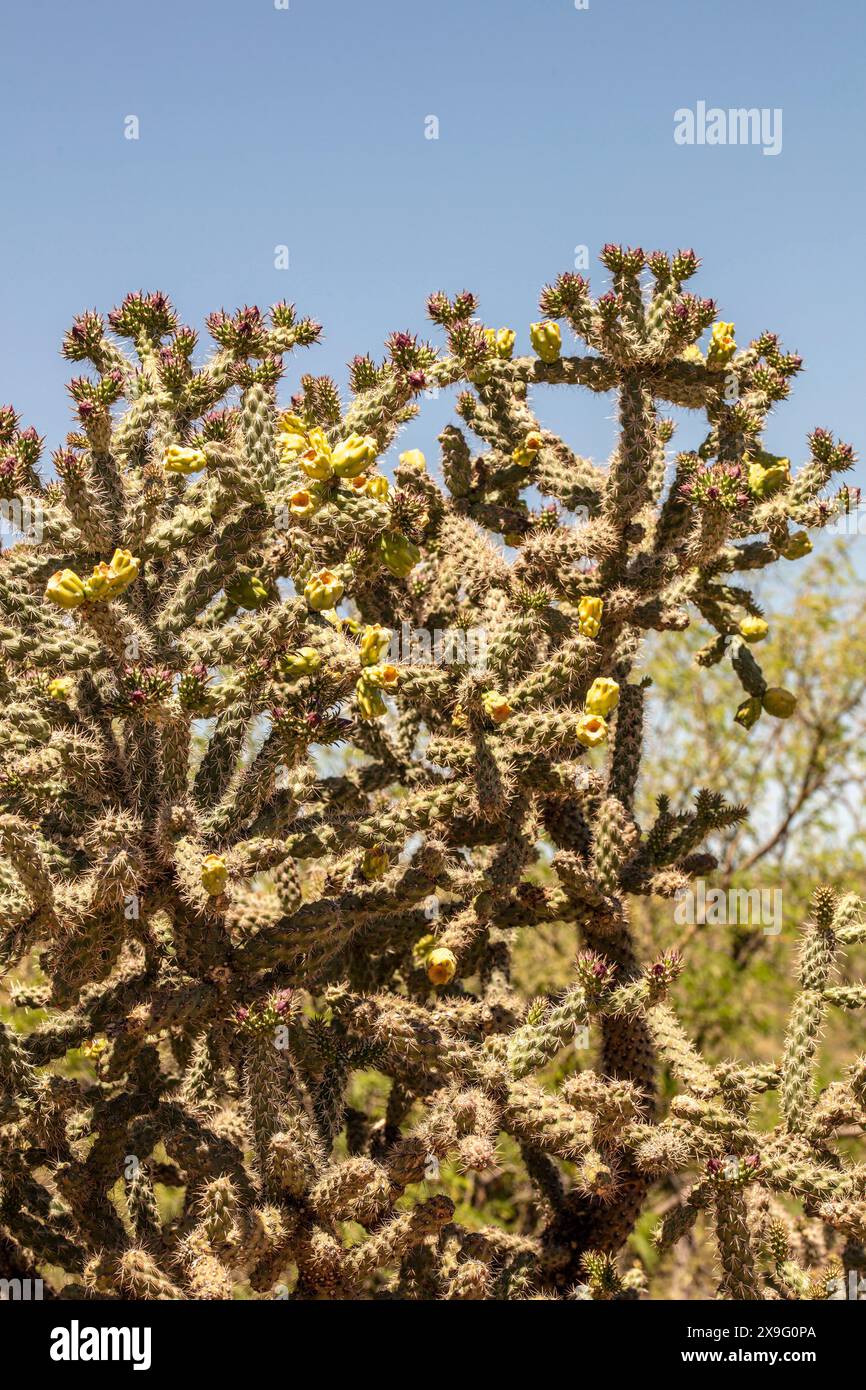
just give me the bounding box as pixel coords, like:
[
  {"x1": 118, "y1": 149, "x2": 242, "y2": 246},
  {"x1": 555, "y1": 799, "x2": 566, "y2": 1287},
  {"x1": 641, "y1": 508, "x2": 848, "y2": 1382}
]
[
  {"x1": 427, "y1": 946, "x2": 457, "y2": 985},
  {"x1": 575, "y1": 713, "x2": 609, "y2": 748},
  {"x1": 298, "y1": 428, "x2": 333, "y2": 479},
  {"x1": 512, "y1": 430, "x2": 543, "y2": 467},
  {"x1": 45, "y1": 568, "x2": 86, "y2": 609},
  {"x1": 164, "y1": 444, "x2": 208, "y2": 475},
  {"x1": 363, "y1": 662, "x2": 399, "y2": 691},
  {"x1": 289, "y1": 489, "x2": 317, "y2": 518},
  {"x1": 47, "y1": 677, "x2": 74, "y2": 701},
  {"x1": 83, "y1": 563, "x2": 114, "y2": 602},
  {"x1": 359, "y1": 624, "x2": 392, "y2": 666},
  {"x1": 347, "y1": 474, "x2": 369, "y2": 492},
  {"x1": 331, "y1": 432, "x2": 378, "y2": 478},
  {"x1": 482, "y1": 690, "x2": 513, "y2": 724},
  {"x1": 739, "y1": 616, "x2": 769, "y2": 643},
  {"x1": 107, "y1": 548, "x2": 139, "y2": 594},
  {"x1": 201, "y1": 853, "x2": 228, "y2": 896},
  {"x1": 398, "y1": 449, "x2": 427, "y2": 470},
  {"x1": 530, "y1": 321, "x2": 562, "y2": 364},
  {"x1": 584, "y1": 677, "x2": 620, "y2": 717},
  {"x1": 706, "y1": 321, "x2": 736, "y2": 370},
  {"x1": 304, "y1": 568, "x2": 345, "y2": 612},
  {"x1": 578, "y1": 596, "x2": 604, "y2": 639},
  {"x1": 366, "y1": 475, "x2": 390, "y2": 501},
  {"x1": 780, "y1": 530, "x2": 812, "y2": 560},
  {"x1": 762, "y1": 687, "x2": 797, "y2": 719}
]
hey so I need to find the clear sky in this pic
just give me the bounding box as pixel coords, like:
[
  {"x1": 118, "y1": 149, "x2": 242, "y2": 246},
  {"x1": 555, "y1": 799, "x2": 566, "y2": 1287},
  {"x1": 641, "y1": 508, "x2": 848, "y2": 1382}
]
[{"x1": 1, "y1": 0, "x2": 863, "y2": 509}]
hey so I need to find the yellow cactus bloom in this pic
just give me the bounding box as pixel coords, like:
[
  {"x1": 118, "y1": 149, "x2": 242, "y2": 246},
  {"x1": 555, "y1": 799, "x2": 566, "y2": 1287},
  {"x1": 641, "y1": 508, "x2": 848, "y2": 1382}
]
[
  {"x1": 47, "y1": 677, "x2": 75, "y2": 701},
  {"x1": 201, "y1": 853, "x2": 228, "y2": 896},
  {"x1": 304, "y1": 568, "x2": 344, "y2": 612},
  {"x1": 482, "y1": 690, "x2": 513, "y2": 724},
  {"x1": 739, "y1": 616, "x2": 769, "y2": 643},
  {"x1": 575, "y1": 713, "x2": 609, "y2": 748},
  {"x1": 45, "y1": 568, "x2": 86, "y2": 609},
  {"x1": 289, "y1": 489, "x2": 317, "y2": 518},
  {"x1": 584, "y1": 677, "x2": 620, "y2": 717},
  {"x1": 361, "y1": 845, "x2": 389, "y2": 881},
  {"x1": 280, "y1": 647, "x2": 322, "y2": 680},
  {"x1": 331, "y1": 432, "x2": 378, "y2": 478},
  {"x1": 530, "y1": 321, "x2": 562, "y2": 364},
  {"x1": 706, "y1": 321, "x2": 736, "y2": 370},
  {"x1": 762, "y1": 687, "x2": 797, "y2": 719},
  {"x1": 164, "y1": 444, "x2": 208, "y2": 475},
  {"x1": 298, "y1": 428, "x2": 333, "y2": 479},
  {"x1": 363, "y1": 662, "x2": 399, "y2": 691},
  {"x1": 366, "y1": 475, "x2": 390, "y2": 501},
  {"x1": 427, "y1": 946, "x2": 457, "y2": 986},
  {"x1": 347, "y1": 474, "x2": 369, "y2": 492},
  {"x1": 578, "y1": 596, "x2": 604, "y2": 639},
  {"x1": 107, "y1": 548, "x2": 139, "y2": 593},
  {"x1": 398, "y1": 449, "x2": 427, "y2": 470},
  {"x1": 359, "y1": 624, "x2": 392, "y2": 666},
  {"x1": 512, "y1": 430, "x2": 543, "y2": 467},
  {"x1": 83, "y1": 563, "x2": 114, "y2": 602},
  {"x1": 780, "y1": 530, "x2": 812, "y2": 560}
]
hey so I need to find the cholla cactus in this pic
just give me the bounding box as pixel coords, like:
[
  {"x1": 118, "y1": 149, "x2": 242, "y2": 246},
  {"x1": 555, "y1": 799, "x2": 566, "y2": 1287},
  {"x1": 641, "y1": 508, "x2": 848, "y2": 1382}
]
[{"x1": 0, "y1": 250, "x2": 862, "y2": 1300}]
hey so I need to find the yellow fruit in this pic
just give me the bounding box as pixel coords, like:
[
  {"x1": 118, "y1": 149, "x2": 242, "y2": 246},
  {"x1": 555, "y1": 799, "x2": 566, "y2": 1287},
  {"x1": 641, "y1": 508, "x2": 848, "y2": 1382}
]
[
  {"x1": 398, "y1": 449, "x2": 426, "y2": 470},
  {"x1": 530, "y1": 321, "x2": 562, "y2": 363},
  {"x1": 201, "y1": 853, "x2": 228, "y2": 896},
  {"x1": 331, "y1": 432, "x2": 378, "y2": 478},
  {"x1": 584, "y1": 677, "x2": 620, "y2": 717},
  {"x1": 578, "y1": 596, "x2": 604, "y2": 639},
  {"x1": 164, "y1": 444, "x2": 208, "y2": 475},
  {"x1": 427, "y1": 947, "x2": 457, "y2": 985},
  {"x1": 739, "y1": 617, "x2": 769, "y2": 643},
  {"x1": 762, "y1": 687, "x2": 797, "y2": 719},
  {"x1": 45, "y1": 568, "x2": 86, "y2": 609},
  {"x1": 359, "y1": 624, "x2": 392, "y2": 666}
]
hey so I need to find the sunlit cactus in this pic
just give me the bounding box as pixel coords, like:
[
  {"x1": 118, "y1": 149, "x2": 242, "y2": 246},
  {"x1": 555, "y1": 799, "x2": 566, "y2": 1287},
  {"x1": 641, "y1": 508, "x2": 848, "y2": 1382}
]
[{"x1": 0, "y1": 249, "x2": 862, "y2": 1300}]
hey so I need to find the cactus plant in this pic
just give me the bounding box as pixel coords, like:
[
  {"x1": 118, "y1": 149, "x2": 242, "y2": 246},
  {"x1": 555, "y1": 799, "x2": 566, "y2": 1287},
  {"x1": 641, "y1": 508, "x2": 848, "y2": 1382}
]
[{"x1": 0, "y1": 250, "x2": 862, "y2": 1300}]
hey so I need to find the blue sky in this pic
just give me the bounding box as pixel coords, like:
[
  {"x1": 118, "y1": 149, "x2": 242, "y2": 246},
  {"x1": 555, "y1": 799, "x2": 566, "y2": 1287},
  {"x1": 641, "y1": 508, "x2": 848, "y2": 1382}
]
[{"x1": 1, "y1": 0, "x2": 863, "y2": 512}]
